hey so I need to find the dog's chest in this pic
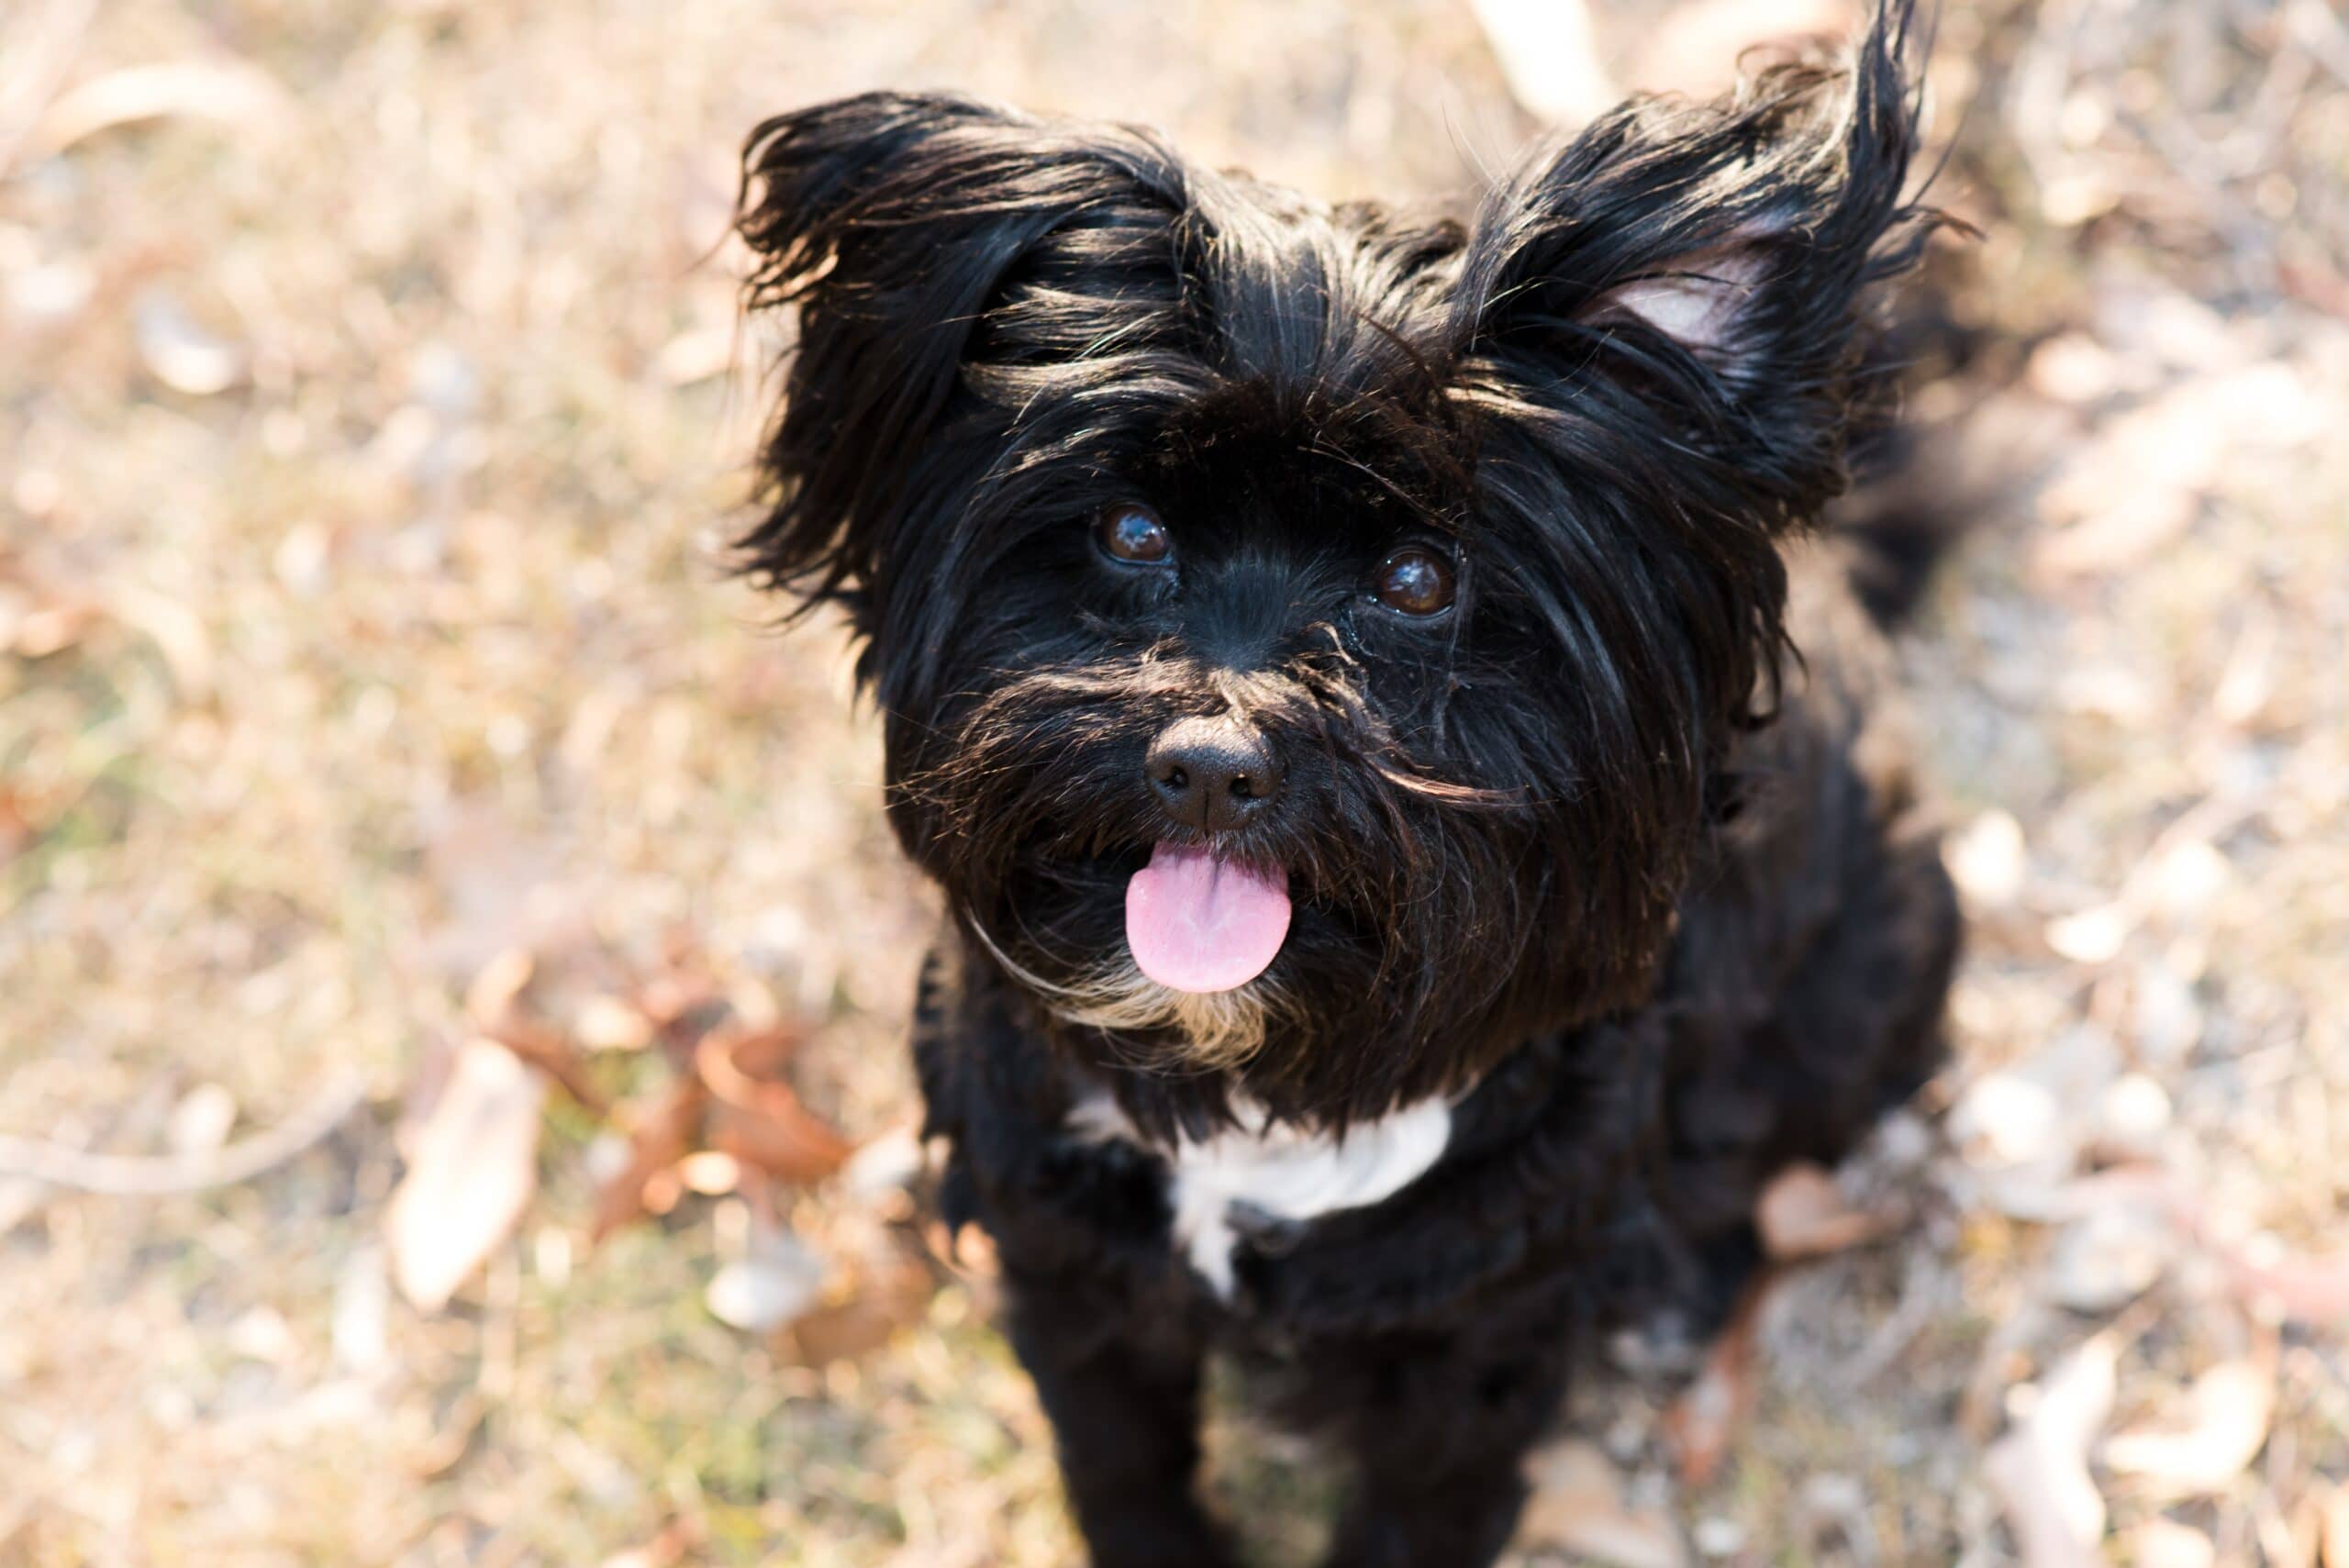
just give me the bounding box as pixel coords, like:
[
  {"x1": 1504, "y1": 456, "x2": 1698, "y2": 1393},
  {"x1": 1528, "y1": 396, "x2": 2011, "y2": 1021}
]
[{"x1": 1069, "y1": 1094, "x2": 1453, "y2": 1296}]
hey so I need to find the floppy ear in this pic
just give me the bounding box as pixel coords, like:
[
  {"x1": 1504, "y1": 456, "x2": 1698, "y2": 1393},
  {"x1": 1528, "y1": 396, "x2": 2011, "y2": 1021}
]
[
  {"x1": 1452, "y1": 0, "x2": 1935, "y2": 525},
  {"x1": 734, "y1": 92, "x2": 1185, "y2": 623}
]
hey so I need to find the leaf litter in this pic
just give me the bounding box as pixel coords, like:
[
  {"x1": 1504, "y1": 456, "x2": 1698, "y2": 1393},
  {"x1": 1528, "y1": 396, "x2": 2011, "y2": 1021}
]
[{"x1": 6, "y1": 0, "x2": 2348, "y2": 1562}]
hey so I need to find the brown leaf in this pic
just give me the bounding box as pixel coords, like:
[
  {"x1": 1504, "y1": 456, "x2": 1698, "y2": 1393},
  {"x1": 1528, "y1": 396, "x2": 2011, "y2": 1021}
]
[
  {"x1": 1664, "y1": 1273, "x2": 1771, "y2": 1486},
  {"x1": 782, "y1": 1254, "x2": 934, "y2": 1367},
  {"x1": 2102, "y1": 1342, "x2": 2277, "y2": 1496},
  {"x1": 1983, "y1": 1334, "x2": 2118, "y2": 1568},
  {"x1": 1519, "y1": 1439, "x2": 1688, "y2": 1568},
  {"x1": 1757, "y1": 1162, "x2": 1893, "y2": 1261},
  {"x1": 385, "y1": 1038, "x2": 545, "y2": 1311},
  {"x1": 591, "y1": 1079, "x2": 707, "y2": 1241},
  {"x1": 696, "y1": 1029, "x2": 852, "y2": 1186},
  {"x1": 484, "y1": 1017, "x2": 610, "y2": 1118}
]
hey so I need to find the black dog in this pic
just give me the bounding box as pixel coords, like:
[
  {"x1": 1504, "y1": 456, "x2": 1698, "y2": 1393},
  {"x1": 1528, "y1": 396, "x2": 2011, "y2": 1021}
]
[{"x1": 736, "y1": 5, "x2": 1959, "y2": 1562}]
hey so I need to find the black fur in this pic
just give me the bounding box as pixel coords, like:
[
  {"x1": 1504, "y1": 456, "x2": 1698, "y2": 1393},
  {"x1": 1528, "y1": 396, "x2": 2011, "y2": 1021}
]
[{"x1": 737, "y1": 6, "x2": 1960, "y2": 1562}]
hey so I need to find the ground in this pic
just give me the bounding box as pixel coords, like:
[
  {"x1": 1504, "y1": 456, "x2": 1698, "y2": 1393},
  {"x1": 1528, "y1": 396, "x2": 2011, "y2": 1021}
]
[{"x1": 3, "y1": 0, "x2": 2345, "y2": 1563}]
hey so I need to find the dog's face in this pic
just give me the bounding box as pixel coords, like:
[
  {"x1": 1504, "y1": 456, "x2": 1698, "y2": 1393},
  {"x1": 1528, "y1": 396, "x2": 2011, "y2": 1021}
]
[{"x1": 740, "y1": 22, "x2": 1925, "y2": 1118}]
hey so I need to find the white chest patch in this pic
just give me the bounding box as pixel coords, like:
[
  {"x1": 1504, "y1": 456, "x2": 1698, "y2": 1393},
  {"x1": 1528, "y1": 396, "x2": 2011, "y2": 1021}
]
[{"x1": 1068, "y1": 1092, "x2": 1453, "y2": 1297}]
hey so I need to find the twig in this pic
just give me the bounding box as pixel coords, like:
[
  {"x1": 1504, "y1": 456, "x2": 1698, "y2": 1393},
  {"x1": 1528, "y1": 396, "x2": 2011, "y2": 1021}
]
[{"x1": 0, "y1": 1073, "x2": 370, "y2": 1195}]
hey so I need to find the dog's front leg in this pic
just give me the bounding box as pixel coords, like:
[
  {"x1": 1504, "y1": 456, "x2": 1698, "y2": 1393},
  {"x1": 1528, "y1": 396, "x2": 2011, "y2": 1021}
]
[
  {"x1": 1311, "y1": 1328, "x2": 1571, "y2": 1568},
  {"x1": 1003, "y1": 1270, "x2": 1235, "y2": 1568}
]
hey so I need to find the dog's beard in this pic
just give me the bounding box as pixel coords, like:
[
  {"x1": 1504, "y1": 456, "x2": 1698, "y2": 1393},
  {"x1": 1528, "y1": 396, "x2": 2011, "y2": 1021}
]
[
  {"x1": 964, "y1": 915, "x2": 1294, "y2": 1071},
  {"x1": 885, "y1": 650, "x2": 1686, "y2": 1112}
]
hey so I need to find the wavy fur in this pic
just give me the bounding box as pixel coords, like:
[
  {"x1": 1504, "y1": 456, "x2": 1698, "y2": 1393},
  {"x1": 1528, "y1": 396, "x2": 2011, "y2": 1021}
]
[{"x1": 737, "y1": 6, "x2": 1960, "y2": 1563}]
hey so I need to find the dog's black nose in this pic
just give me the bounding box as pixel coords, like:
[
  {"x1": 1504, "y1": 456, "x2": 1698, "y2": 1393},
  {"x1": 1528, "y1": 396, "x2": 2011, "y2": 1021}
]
[{"x1": 1146, "y1": 716, "x2": 1282, "y2": 833}]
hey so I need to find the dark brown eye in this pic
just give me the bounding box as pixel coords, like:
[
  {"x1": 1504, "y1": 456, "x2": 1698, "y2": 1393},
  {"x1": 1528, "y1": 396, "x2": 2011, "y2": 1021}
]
[
  {"x1": 1372, "y1": 546, "x2": 1456, "y2": 616},
  {"x1": 1096, "y1": 503, "x2": 1173, "y2": 564}
]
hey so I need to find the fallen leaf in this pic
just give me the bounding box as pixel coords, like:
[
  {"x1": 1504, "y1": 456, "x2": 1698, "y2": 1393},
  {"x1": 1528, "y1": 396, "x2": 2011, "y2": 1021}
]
[
  {"x1": 591, "y1": 1079, "x2": 707, "y2": 1241},
  {"x1": 133, "y1": 286, "x2": 245, "y2": 395},
  {"x1": 2047, "y1": 904, "x2": 2132, "y2": 964},
  {"x1": 14, "y1": 601, "x2": 97, "y2": 656},
  {"x1": 422, "y1": 799, "x2": 593, "y2": 980},
  {"x1": 411, "y1": 1388, "x2": 487, "y2": 1478},
  {"x1": 2125, "y1": 1517, "x2": 2216, "y2": 1568},
  {"x1": 484, "y1": 1018, "x2": 609, "y2": 1118},
  {"x1": 0, "y1": 785, "x2": 40, "y2": 858},
  {"x1": 464, "y1": 947, "x2": 534, "y2": 1026},
  {"x1": 1947, "y1": 808, "x2": 2030, "y2": 909},
  {"x1": 575, "y1": 994, "x2": 654, "y2": 1051},
  {"x1": 33, "y1": 57, "x2": 291, "y2": 155},
  {"x1": 2321, "y1": 1485, "x2": 2349, "y2": 1568},
  {"x1": 2145, "y1": 839, "x2": 2232, "y2": 920},
  {"x1": 637, "y1": 966, "x2": 720, "y2": 1030},
  {"x1": 386, "y1": 1038, "x2": 545, "y2": 1311},
  {"x1": 677, "y1": 1150, "x2": 740, "y2": 1195},
  {"x1": 2092, "y1": 1073, "x2": 2173, "y2": 1162},
  {"x1": 1983, "y1": 1334, "x2": 2118, "y2": 1568},
  {"x1": 2032, "y1": 366, "x2": 2325, "y2": 580},
  {"x1": 697, "y1": 1029, "x2": 852, "y2": 1186},
  {"x1": 783, "y1": 1253, "x2": 934, "y2": 1366},
  {"x1": 2226, "y1": 1244, "x2": 2349, "y2": 1329},
  {"x1": 654, "y1": 325, "x2": 732, "y2": 386},
  {"x1": 2102, "y1": 1344, "x2": 2277, "y2": 1495},
  {"x1": 332, "y1": 1245, "x2": 390, "y2": 1373},
  {"x1": 597, "y1": 1518, "x2": 701, "y2": 1568},
  {"x1": 103, "y1": 579, "x2": 215, "y2": 700},
  {"x1": 706, "y1": 1223, "x2": 825, "y2": 1332},
  {"x1": 165, "y1": 1083, "x2": 238, "y2": 1154},
  {"x1": 1664, "y1": 1273, "x2": 1771, "y2": 1486},
  {"x1": 1519, "y1": 1439, "x2": 1688, "y2": 1568},
  {"x1": 2212, "y1": 618, "x2": 2277, "y2": 728},
  {"x1": 2043, "y1": 1200, "x2": 2172, "y2": 1316},
  {"x1": 1757, "y1": 1162, "x2": 1893, "y2": 1261},
  {"x1": 2025, "y1": 333, "x2": 2123, "y2": 405},
  {"x1": 1950, "y1": 1029, "x2": 2123, "y2": 1218},
  {"x1": 841, "y1": 1123, "x2": 927, "y2": 1204},
  {"x1": 1466, "y1": 0, "x2": 1617, "y2": 125}
]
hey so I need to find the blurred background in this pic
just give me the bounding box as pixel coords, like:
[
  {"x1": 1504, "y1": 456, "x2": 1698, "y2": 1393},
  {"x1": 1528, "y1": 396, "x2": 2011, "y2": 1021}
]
[{"x1": 3, "y1": 0, "x2": 2345, "y2": 1563}]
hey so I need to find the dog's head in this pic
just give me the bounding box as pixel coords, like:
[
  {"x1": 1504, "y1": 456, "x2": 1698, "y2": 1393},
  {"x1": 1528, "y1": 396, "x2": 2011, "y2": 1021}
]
[{"x1": 739, "y1": 6, "x2": 1931, "y2": 1118}]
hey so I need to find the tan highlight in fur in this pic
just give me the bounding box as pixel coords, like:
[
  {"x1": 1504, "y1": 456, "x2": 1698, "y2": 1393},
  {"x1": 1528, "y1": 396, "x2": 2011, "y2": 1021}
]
[{"x1": 965, "y1": 917, "x2": 1288, "y2": 1069}]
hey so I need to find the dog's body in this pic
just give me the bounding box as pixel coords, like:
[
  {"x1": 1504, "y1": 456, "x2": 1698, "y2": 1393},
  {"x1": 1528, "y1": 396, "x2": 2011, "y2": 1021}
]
[{"x1": 738, "y1": 7, "x2": 1959, "y2": 1562}]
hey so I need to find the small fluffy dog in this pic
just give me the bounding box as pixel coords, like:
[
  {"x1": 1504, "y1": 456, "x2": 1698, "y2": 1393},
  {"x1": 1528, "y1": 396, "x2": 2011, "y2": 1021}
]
[{"x1": 736, "y1": 4, "x2": 1959, "y2": 1562}]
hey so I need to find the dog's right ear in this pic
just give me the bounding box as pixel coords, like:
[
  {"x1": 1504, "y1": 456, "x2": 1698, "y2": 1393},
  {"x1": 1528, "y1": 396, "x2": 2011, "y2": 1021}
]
[{"x1": 734, "y1": 93, "x2": 1183, "y2": 633}]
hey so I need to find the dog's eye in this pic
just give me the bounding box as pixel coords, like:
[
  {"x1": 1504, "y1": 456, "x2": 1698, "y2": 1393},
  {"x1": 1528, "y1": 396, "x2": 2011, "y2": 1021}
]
[
  {"x1": 1096, "y1": 503, "x2": 1173, "y2": 565},
  {"x1": 1371, "y1": 547, "x2": 1456, "y2": 617}
]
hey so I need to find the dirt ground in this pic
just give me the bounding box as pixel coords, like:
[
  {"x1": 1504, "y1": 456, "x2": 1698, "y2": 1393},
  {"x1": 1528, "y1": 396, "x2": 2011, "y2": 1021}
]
[{"x1": 4, "y1": 0, "x2": 2345, "y2": 1563}]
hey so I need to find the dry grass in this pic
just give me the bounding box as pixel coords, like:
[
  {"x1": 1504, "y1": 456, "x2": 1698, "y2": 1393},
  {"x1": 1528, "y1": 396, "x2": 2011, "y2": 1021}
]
[{"x1": 2, "y1": 0, "x2": 2343, "y2": 1563}]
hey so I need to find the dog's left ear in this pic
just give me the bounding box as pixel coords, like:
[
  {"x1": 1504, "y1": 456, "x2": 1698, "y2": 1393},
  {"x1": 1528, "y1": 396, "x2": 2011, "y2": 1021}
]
[
  {"x1": 734, "y1": 93, "x2": 1183, "y2": 628},
  {"x1": 1453, "y1": 0, "x2": 1936, "y2": 526}
]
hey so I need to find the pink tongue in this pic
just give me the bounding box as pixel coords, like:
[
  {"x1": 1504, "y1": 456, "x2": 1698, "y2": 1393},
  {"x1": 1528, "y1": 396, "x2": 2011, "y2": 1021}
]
[{"x1": 1124, "y1": 842, "x2": 1292, "y2": 994}]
